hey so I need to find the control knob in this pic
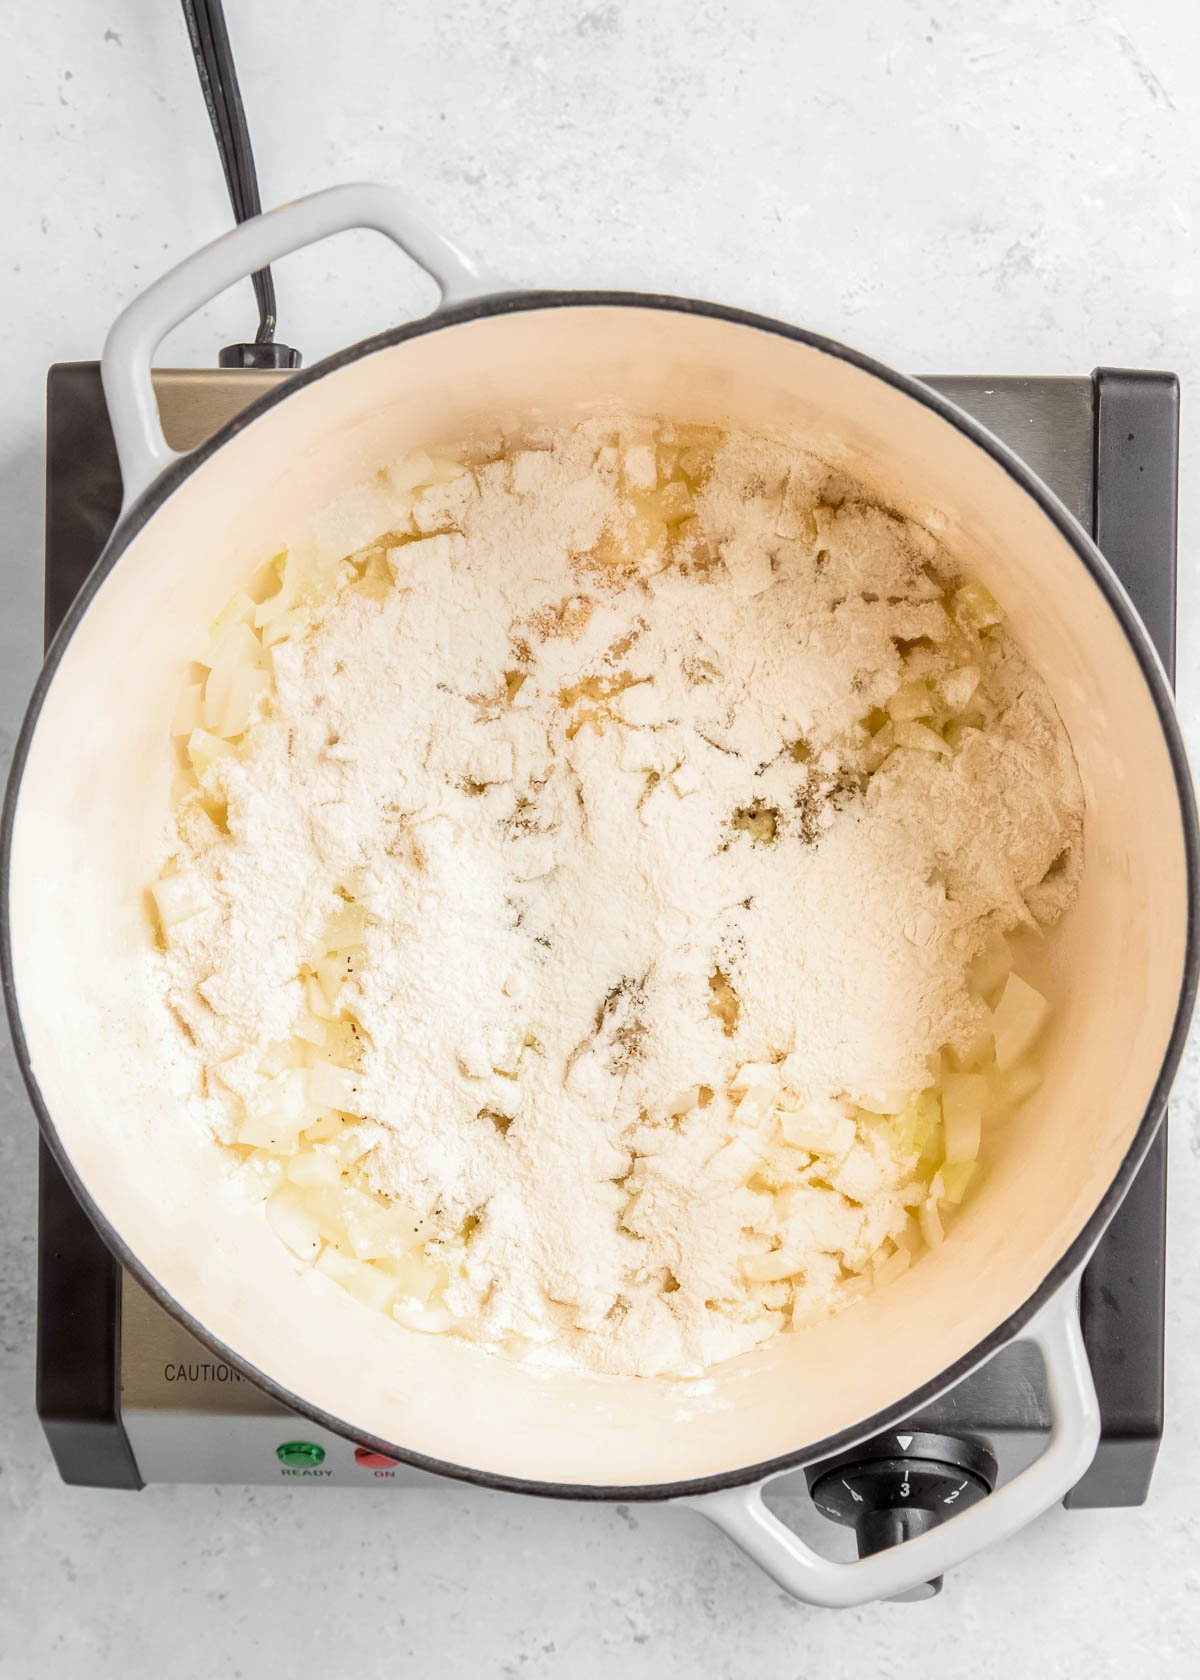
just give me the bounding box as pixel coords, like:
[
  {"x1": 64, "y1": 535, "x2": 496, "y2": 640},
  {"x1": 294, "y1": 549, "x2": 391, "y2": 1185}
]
[{"x1": 807, "y1": 1430, "x2": 998, "y2": 1600}]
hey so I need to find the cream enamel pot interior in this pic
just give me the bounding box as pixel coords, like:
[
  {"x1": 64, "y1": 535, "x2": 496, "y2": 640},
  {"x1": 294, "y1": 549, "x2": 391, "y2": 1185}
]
[{"x1": 3, "y1": 185, "x2": 1196, "y2": 1608}]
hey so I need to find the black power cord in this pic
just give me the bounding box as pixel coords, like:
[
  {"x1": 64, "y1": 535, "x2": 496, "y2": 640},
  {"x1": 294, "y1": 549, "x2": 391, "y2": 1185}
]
[{"x1": 179, "y1": 0, "x2": 301, "y2": 368}]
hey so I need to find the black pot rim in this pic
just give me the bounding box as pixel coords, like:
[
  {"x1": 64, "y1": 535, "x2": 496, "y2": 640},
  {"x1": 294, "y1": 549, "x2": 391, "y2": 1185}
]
[{"x1": 3, "y1": 289, "x2": 1197, "y2": 1503}]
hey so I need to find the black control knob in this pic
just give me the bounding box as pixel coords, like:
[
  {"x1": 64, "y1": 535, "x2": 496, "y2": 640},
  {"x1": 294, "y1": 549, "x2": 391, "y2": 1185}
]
[{"x1": 808, "y1": 1430, "x2": 997, "y2": 1601}]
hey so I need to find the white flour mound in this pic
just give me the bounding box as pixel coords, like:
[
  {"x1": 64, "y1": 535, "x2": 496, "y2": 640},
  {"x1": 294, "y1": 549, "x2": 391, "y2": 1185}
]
[{"x1": 159, "y1": 419, "x2": 1083, "y2": 1377}]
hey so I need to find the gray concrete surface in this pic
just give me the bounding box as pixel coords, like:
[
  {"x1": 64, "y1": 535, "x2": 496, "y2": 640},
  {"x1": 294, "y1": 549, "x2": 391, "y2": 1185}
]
[{"x1": 2, "y1": 1, "x2": 1199, "y2": 1674}]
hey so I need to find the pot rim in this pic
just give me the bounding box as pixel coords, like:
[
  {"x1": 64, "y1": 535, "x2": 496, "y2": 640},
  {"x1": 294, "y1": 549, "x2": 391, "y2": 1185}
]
[{"x1": 4, "y1": 289, "x2": 1197, "y2": 1501}]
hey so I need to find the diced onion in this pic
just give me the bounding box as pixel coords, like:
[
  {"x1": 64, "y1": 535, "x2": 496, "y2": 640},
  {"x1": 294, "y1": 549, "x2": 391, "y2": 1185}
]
[
  {"x1": 301, "y1": 1184, "x2": 351, "y2": 1248},
  {"x1": 325, "y1": 903, "x2": 368, "y2": 951},
  {"x1": 939, "y1": 1160, "x2": 978, "y2": 1204},
  {"x1": 919, "y1": 1195, "x2": 944, "y2": 1248},
  {"x1": 890, "y1": 1090, "x2": 943, "y2": 1162},
  {"x1": 305, "y1": 975, "x2": 337, "y2": 1022},
  {"x1": 392, "y1": 1301, "x2": 456, "y2": 1334},
  {"x1": 864, "y1": 719, "x2": 896, "y2": 767},
  {"x1": 664, "y1": 1087, "x2": 703, "y2": 1118},
  {"x1": 187, "y1": 727, "x2": 233, "y2": 777},
  {"x1": 742, "y1": 1250, "x2": 798, "y2": 1283},
  {"x1": 388, "y1": 450, "x2": 430, "y2": 490},
  {"x1": 706, "y1": 1137, "x2": 763, "y2": 1185},
  {"x1": 388, "y1": 449, "x2": 436, "y2": 494},
  {"x1": 206, "y1": 616, "x2": 260, "y2": 673},
  {"x1": 302, "y1": 1112, "x2": 344, "y2": 1144},
  {"x1": 292, "y1": 1006, "x2": 329, "y2": 1048},
  {"x1": 873, "y1": 1246, "x2": 912, "y2": 1287},
  {"x1": 243, "y1": 1149, "x2": 285, "y2": 1191},
  {"x1": 286, "y1": 1149, "x2": 342, "y2": 1188},
  {"x1": 381, "y1": 1252, "x2": 442, "y2": 1304},
  {"x1": 894, "y1": 719, "x2": 949, "y2": 755},
  {"x1": 239, "y1": 1068, "x2": 310, "y2": 1150},
  {"x1": 265, "y1": 1183, "x2": 321, "y2": 1260},
  {"x1": 953, "y1": 578, "x2": 1004, "y2": 630},
  {"x1": 315, "y1": 948, "x2": 360, "y2": 1009},
  {"x1": 152, "y1": 871, "x2": 212, "y2": 930},
  {"x1": 207, "y1": 591, "x2": 256, "y2": 656},
  {"x1": 941, "y1": 1071, "x2": 986, "y2": 1163},
  {"x1": 855, "y1": 1087, "x2": 911, "y2": 1116},
  {"x1": 778, "y1": 1109, "x2": 855, "y2": 1157},
  {"x1": 205, "y1": 664, "x2": 270, "y2": 738},
  {"x1": 730, "y1": 1061, "x2": 782, "y2": 1096},
  {"x1": 886, "y1": 680, "x2": 933, "y2": 722},
  {"x1": 324, "y1": 1129, "x2": 374, "y2": 1170},
  {"x1": 991, "y1": 973, "x2": 1050, "y2": 1070},
  {"x1": 308, "y1": 1061, "x2": 362, "y2": 1113},
  {"x1": 733, "y1": 1085, "x2": 777, "y2": 1129},
  {"x1": 314, "y1": 1245, "x2": 397, "y2": 1311},
  {"x1": 338, "y1": 1185, "x2": 425, "y2": 1260}
]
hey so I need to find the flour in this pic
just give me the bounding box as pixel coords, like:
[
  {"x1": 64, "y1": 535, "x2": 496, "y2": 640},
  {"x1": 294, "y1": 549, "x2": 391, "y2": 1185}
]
[{"x1": 157, "y1": 418, "x2": 1083, "y2": 1378}]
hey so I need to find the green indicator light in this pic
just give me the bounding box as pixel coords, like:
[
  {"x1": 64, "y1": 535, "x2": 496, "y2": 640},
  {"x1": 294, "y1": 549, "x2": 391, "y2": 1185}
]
[{"x1": 276, "y1": 1440, "x2": 326, "y2": 1468}]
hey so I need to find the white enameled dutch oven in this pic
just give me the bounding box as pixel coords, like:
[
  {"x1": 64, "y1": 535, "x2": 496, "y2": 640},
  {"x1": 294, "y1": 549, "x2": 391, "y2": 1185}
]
[{"x1": 3, "y1": 185, "x2": 1197, "y2": 1607}]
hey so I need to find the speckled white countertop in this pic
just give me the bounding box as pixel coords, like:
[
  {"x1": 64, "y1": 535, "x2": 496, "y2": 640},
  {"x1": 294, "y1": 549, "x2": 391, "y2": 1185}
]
[{"x1": 3, "y1": 1, "x2": 1200, "y2": 1674}]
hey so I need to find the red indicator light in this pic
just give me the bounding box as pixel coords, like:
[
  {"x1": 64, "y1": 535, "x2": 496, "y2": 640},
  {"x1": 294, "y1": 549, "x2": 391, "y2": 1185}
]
[{"x1": 354, "y1": 1447, "x2": 398, "y2": 1468}]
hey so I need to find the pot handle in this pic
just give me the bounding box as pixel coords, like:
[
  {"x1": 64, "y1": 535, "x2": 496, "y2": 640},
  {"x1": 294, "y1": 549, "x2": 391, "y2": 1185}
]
[
  {"x1": 101, "y1": 182, "x2": 511, "y2": 512},
  {"x1": 684, "y1": 1275, "x2": 1099, "y2": 1609}
]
